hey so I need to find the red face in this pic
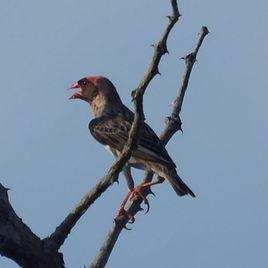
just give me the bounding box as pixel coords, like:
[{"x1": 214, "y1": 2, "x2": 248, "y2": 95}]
[{"x1": 68, "y1": 77, "x2": 99, "y2": 102}]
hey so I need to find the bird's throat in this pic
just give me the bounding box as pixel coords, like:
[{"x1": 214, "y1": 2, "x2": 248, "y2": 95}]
[{"x1": 90, "y1": 95, "x2": 107, "y2": 117}]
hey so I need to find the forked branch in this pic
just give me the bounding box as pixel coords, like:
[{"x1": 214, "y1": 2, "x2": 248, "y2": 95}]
[
  {"x1": 47, "y1": 0, "x2": 181, "y2": 253},
  {"x1": 90, "y1": 25, "x2": 209, "y2": 268}
]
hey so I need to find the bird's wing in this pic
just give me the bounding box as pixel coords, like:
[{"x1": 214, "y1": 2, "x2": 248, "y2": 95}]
[{"x1": 89, "y1": 115, "x2": 176, "y2": 168}]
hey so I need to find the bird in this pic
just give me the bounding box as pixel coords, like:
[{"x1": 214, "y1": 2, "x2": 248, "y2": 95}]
[{"x1": 69, "y1": 75, "x2": 195, "y2": 217}]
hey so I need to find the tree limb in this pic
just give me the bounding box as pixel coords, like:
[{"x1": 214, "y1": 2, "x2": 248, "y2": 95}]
[
  {"x1": 90, "y1": 25, "x2": 209, "y2": 268},
  {"x1": 160, "y1": 26, "x2": 209, "y2": 142},
  {"x1": 0, "y1": 1, "x2": 208, "y2": 266},
  {"x1": 0, "y1": 184, "x2": 64, "y2": 268},
  {"x1": 46, "y1": 0, "x2": 181, "y2": 254}
]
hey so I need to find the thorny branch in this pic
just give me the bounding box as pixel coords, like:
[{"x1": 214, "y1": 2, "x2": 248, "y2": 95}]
[
  {"x1": 90, "y1": 25, "x2": 209, "y2": 268},
  {"x1": 0, "y1": 1, "x2": 208, "y2": 267},
  {"x1": 47, "y1": 0, "x2": 181, "y2": 254},
  {"x1": 0, "y1": 184, "x2": 64, "y2": 268}
]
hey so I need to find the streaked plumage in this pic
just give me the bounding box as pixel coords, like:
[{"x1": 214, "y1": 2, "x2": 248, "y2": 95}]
[{"x1": 69, "y1": 75, "x2": 195, "y2": 197}]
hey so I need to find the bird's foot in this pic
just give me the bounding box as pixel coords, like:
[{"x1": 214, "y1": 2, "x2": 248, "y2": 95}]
[
  {"x1": 129, "y1": 184, "x2": 150, "y2": 214},
  {"x1": 115, "y1": 190, "x2": 136, "y2": 223},
  {"x1": 116, "y1": 206, "x2": 135, "y2": 224},
  {"x1": 116, "y1": 183, "x2": 152, "y2": 224}
]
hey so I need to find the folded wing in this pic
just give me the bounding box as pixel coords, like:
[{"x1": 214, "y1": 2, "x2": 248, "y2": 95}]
[{"x1": 89, "y1": 115, "x2": 176, "y2": 168}]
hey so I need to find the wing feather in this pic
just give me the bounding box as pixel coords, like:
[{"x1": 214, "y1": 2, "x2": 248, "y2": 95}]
[{"x1": 89, "y1": 115, "x2": 176, "y2": 168}]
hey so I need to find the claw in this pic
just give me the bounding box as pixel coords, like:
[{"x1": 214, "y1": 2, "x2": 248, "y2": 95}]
[
  {"x1": 137, "y1": 204, "x2": 144, "y2": 212},
  {"x1": 147, "y1": 188, "x2": 156, "y2": 197},
  {"x1": 112, "y1": 178, "x2": 119, "y2": 185},
  {"x1": 116, "y1": 207, "x2": 135, "y2": 223},
  {"x1": 128, "y1": 216, "x2": 135, "y2": 224},
  {"x1": 144, "y1": 201, "x2": 150, "y2": 214},
  {"x1": 123, "y1": 225, "x2": 132, "y2": 231}
]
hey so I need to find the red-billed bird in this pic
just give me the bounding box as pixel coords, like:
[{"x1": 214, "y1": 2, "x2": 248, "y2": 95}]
[{"x1": 69, "y1": 76, "x2": 195, "y2": 215}]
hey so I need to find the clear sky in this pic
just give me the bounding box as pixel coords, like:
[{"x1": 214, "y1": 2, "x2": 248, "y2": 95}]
[{"x1": 0, "y1": 1, "x2": 267, "y2": 267}]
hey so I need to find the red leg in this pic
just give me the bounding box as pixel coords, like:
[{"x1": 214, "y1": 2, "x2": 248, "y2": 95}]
[
  {"x1": 116, "y1": 178, "x2": 164, "y2": 222},
  {"x1": 117, "y1": 190, "x2": 135, "y2": 223},
  {"x1": 129, "y1": 178, "x2": 164, "y2": 212}
]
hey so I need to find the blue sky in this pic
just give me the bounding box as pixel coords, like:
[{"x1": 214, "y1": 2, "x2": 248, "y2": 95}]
[{"x1": 0, "y1": 1, "x2": 267, "y2": 267}]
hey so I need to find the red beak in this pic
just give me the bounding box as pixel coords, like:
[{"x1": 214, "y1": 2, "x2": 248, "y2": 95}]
[
  {"x1": 69, "y1": 92, "x2": 83, "y2": 99},
  {"x1": 68, "y1": 82, "x2": 80, "y2": 90},
  {"x1": 68, "y1": 82, "x2": 82, "y2": 99}
]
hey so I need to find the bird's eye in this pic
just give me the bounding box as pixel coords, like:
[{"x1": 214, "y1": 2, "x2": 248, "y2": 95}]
[{"x1": 82, "y1": 80, "x2": 87, "y2": 86}]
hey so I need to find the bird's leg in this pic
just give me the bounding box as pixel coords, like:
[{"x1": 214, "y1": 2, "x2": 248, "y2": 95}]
[
  {"x1": 129, "y1": 177, "x2": 165, "y2": 213},
  {"x1": 116, "y1": 176, "x2": 165, "y2": 223},
  {"x1": 117, "y1": 190, "x2": 135, "y2": 223},
  {"x1": 116, "y1": 164, "x2": 136, "y2": 222},
  {"x1": 123, "y1": 163, "x2": 134, "y2": 190}
]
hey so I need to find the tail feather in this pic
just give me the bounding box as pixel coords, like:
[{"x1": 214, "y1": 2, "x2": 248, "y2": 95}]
[
  {"x1": 148, "y1": 162, "x2": 195, "y2": 197},
  {"x1": 168, "y1": 175, "x2": 195, "y2": 197}
]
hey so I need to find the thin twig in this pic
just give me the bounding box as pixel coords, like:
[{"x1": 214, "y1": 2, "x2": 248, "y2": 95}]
[
  {"x1": 90, "y1": 25, "x2": 209, "y2": 268},
  {"x1": 132, "y1": 0, "x2": 180, "y2": 100},
  {"x1": 160, "y1": 26, "x2": 209, "y2": 142}
]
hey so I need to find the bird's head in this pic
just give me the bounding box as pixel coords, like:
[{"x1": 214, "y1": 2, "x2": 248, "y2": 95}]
[
  {"x1": 68, "y1": 75, "x2": 123, "y2": 117},
  {"x1": 69, "y1": 76, "x2": 99, "y2": 102}
]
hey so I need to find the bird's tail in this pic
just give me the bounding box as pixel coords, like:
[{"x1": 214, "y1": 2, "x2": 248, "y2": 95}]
[
  {"x1": 168, "y1": 173, "x2": 195, "y2": 197},
  {"x1": 148, "y1": 163, "x2": 195, "y2": 197},
  {"x1": 158, "y1": 166, "x2": 195, "y2": 197}
]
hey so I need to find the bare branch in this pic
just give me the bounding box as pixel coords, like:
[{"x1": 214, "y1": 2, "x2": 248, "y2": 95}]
[
  {"x1": 0, "y1": 1, "x2": 208, "y2": 266},
  {"x1": 90, "y1": 25, "x2": 209, "y2": 268},
  {"x1": 161, "y1": 26, "x2": 209, "y2": 142},
  {"x1": 132, "y1": 0, "x2": 180, "y2": 102},
  {"x1": 89, "y1": 1, "x2": 185, "y2": 267},
  {"x1": 47, "y1": 0, "x2": 181, "y2": 253},
  {"x1": 0, "y1": 184, "x2": 64, "y2": 268}
]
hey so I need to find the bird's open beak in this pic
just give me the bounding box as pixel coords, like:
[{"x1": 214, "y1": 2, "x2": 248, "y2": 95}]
[
  {"x1": 68, "y1": 82, "x2": 80, "y2": 89},
  {"x1": 68, "y1": 82, "x2": 82, "y2": 99}
]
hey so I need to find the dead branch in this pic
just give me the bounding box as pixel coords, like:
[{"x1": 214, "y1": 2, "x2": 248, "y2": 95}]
[
  {"x1": 90, "y1": 25, "x2": 209, "y2": 268},
  {"x1": 0, "y1": 0, "x2": 208, "y2": 267},
  {"x1": 0, "y1": 184, "x2": 64, "y2": 268},
  {"x1": 47, "y1": 0, "x2": 180, "y2": 254}
]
